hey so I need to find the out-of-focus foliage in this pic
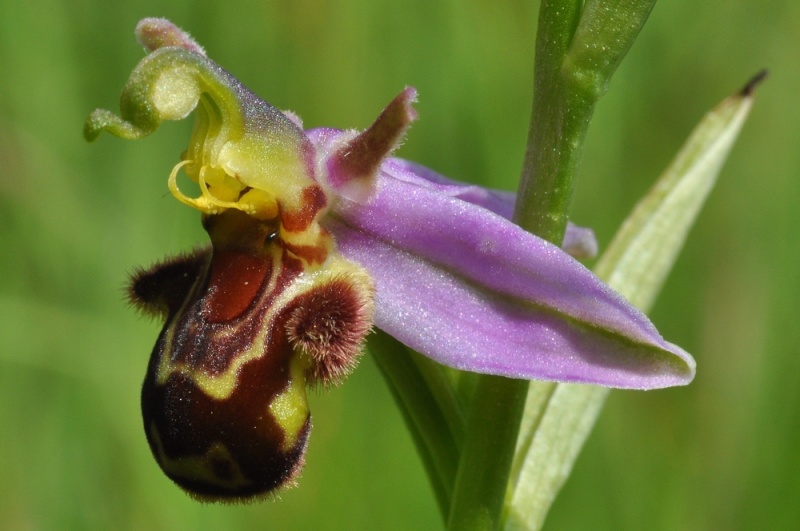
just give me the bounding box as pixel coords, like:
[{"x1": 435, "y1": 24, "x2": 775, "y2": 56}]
[{"x1": 0, "y1": 1, "x2": 797, "y2": 529}]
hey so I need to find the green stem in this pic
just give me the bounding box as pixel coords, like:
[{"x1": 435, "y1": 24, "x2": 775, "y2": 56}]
[
  {"x1": 514, "y1": 0, "x2": 586, "y2": 243},
  {"x1": 448, "y1": 376, "x2": 530, "y2": 531},
  {"x1": 448, "y1": 3, "x2": 584, "y2": 529},
  {"x1": 515, "y1": 0, "x2": 657, "y2": 241},
  {"x1": 449, "y1": 1, "x2": 658, "y2": 529}
]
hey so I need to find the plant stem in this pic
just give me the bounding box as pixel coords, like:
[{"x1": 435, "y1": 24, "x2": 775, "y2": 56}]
[
  {"x1": 448, "y1": 1, "x2": 658, "y2": 529},
  {"x1": 447, "y1": 2, "x2": 584, "y2": 530},
  {"x1": 515, "y1": 0, "x2": 657, "y2": 241},
  {"x1": 448, "y1": 376, "x2": 530, "y2": 531},
  {"x1": 514, "y1": 0, "x2": 586, "y2": 244}
]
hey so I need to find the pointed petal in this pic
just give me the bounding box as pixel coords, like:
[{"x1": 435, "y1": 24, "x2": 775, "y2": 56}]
[
  {"x1": 325, "y1": 87, "x2": 418, "y2": 201},
  {"x1": 324, "y1": 159, "x2": 694, "y2": 389}
]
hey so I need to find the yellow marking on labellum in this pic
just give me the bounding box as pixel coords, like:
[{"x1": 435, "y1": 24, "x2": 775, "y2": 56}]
[
  {"x1": 148, "y1": 424, "x2": 252, "y2": 492},
  {"x1": 154, "y1": 249, "x2": 282, "y2": 400},
  {"x1": 152, "y1": 249, "x2": 268, "y2": 392},
  {"x1": 156, "y1": 321, "x2": 264, "y2": 400},
  {"x1": 269, "y1": 355, "x2": 312, "y2": 452}
]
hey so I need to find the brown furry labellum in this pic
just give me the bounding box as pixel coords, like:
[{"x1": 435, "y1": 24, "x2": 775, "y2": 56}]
[{"x1": 128, "y1": 211, "x2": 374, "y2": 502}]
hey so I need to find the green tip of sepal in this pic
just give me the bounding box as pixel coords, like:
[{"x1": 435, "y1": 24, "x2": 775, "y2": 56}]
[
  {"x1": 84, "y1": 108, "x2": 150, "y2": 141},
  {"x1": 82, "y1": 46, "x2": 239, "y2": 144}
]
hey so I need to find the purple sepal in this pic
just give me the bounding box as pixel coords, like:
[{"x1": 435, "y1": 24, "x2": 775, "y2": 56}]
[
  {"x1": 364, "y1": 158, "x2": 598, "y2": 259},
  {"x1": 315, "y1": 152, "x2": 695, "y2": 389}
]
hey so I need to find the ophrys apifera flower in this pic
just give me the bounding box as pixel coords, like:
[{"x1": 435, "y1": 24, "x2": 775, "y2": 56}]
[{"x1": 84, "y1": 18, "x2": 694, "y2": 502}]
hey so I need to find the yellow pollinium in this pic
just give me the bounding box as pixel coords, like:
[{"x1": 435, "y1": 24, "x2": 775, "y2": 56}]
[{"x1": 169, "y1": 160, "x2": 281, "y2": 220}]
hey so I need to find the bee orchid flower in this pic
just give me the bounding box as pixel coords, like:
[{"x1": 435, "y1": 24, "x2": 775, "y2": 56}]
[{"x1": 84, "y1": 18, "x2": 694, "y2": 502}]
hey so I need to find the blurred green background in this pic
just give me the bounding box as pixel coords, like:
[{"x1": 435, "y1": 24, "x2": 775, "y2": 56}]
[{"x1": 1, "y1": 1, "x2": 798, "y2": 529}]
